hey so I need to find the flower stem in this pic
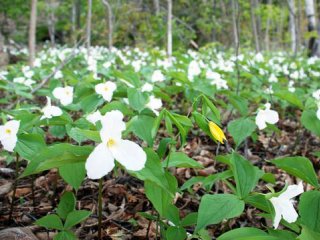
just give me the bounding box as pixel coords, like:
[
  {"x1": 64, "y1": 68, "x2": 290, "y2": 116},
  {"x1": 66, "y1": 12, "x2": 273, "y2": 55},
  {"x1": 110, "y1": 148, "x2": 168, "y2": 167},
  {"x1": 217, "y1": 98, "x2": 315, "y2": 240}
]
[{"x1": 98, "y1": 177, "x2": 103, "y2": 240}]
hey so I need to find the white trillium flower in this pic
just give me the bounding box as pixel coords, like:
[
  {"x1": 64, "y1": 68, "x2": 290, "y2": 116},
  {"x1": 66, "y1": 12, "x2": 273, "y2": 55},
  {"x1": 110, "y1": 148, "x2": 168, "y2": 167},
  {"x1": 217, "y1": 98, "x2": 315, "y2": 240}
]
[
  {"x1": 312, "y1": 89, "x2": 320, "y2": 100},
  {"x1": 255, "y1": 103, "x2": 279, "y2": 130},
  {"x1": 0, "y1": 120, "x2": 20, "y2": 152},
  {"x1": 188, "y1": 60, "x2": 201, "y2": 81},
  {"x1": 41, "y1": 97, "x2": 63, "y2": 120},
  {"x1": 270, "y1": 182, "x2": 304, "y2": 229},
  {"x1": 146, "y1": 96, "x2": 162, "y2": 116},
  {"x1": 86, "y1": 110, "x2": 102, "y2": 125},
  {"x1": 52, "y1": 86, "x2": 74, "y2": 106},
  {"x1": 85, "y1": 110, "x2": 146, "y2": 179},
  {"x1": 141, "y1": 83, "x2": 153, "y2": 92},
  {"x1": 151, "y1": 70, "x2": 165, "y2": 83},
  {"x1": 95, "y1": 81, "x2": 116, "y2": 102}
]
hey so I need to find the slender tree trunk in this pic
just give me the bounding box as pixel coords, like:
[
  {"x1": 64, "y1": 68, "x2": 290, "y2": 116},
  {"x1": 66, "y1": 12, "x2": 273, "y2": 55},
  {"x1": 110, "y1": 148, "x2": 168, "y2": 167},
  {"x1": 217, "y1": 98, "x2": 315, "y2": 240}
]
[
  {"x1": 231, "y1": 0, "x2": 239, "y2": 49},
  {"x1": 86, "y1": 0, "x2": 92, "y2": 56},
  {"x1": 250, "y1": 0, "x2": 260, "y2": 52},
  {"x1": 265, "y1": 0, "x2": 272, "y2": 51},
  {"x1": 46, "y1": 0, "x2": 56, "y2": 46},
  {"x1": 305, "y1": 0, "x2": 318, "y2": 56},
  {"x1": 29, "y1": 0, "x2": 37, "y2": 67},
  {"x1": 101, "y1": 0, "x2": 113, "y2": 50},
  {"x1": 167, "y1": 0, "x2": 172, "y2": 63},
  {"x1": 288, "y1": 0, "x2": 297, "y2": 53},
  {"x1": 72, "y1": 1, "x2": 76, "y2": 44},
  {"x1": 153, "y1": 0, "x2": 160, "y2": 15}
]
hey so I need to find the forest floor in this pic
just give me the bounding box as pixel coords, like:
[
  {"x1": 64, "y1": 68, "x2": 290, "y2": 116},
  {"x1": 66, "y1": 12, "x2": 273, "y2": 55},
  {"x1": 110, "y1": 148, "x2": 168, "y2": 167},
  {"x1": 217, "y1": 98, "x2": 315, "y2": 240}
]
[{"x1": 0, "y1": 107, "x2": 319, "y2": 240}]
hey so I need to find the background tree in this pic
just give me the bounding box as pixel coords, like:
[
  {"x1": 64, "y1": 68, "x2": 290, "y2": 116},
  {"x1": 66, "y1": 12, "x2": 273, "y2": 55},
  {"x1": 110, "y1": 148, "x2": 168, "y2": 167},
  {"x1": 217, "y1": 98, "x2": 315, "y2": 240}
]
[{"x1": 28, "y1": 0, "x2": 37, "y2": 67}]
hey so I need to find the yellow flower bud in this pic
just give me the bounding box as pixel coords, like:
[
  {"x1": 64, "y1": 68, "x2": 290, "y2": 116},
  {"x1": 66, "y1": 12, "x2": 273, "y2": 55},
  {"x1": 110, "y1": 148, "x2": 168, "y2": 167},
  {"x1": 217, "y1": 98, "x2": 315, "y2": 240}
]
[{"x1": 208, "y1": 121, "x2": 226, "y2": 144}]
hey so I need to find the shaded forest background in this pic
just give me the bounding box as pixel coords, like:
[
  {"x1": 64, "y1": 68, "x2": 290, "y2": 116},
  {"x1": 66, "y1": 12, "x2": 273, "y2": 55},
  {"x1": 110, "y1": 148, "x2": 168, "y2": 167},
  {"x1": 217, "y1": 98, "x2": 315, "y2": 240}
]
[{"x1": 1, "y1": 0, "x2": 320, "y2": 53}]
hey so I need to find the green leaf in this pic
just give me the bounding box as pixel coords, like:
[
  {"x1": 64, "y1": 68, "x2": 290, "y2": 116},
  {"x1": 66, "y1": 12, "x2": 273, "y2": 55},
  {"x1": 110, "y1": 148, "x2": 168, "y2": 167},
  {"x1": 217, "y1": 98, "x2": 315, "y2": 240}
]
[
  {"x1": 162, "y1": 152, "x2": 203, "y2": 168},
  {"x1": 230, "y1": 153, "x2": 264, "y2": 199},
  {"x1": 181, "y1": 212, "x2": 198, "y2": 227},
  {"x1": 245, "y1": 194, "x2": 274, "y2": 213},
  {"x1": 228, "y1": 94, "x2": 249, "y2": 116},
  {"x1": 227, "y1": 118, "x2": 256, "y2": 147},
  {"x1": 298, "y1": 226, "x2": 320, "y2": 240},
  {"x1": 133, "y1": 149, "x2": 177, "y2": 196},
  {"x1": 202, "y1": 95, "x2": 221, "y2": 121},
  {"x1": 301, "y1": 110, "x2": 320, "y2": 137},
  {"x1": 54, "y1": 231, "x2": 77, "y2": 240},
  {"x1": 100, "y1": 101, "x2": 132, "y2": 116},
  {"x1": 145, "y1": 176, "x2": 176, "y2": 218},
  {"x1": 81, "y1": 94, "x2": 104, "y2": 113},
  {"x1": 59, "y1": 163, "x2": 86, "y2": 190},
  {"x1": 166, "y1": 226, "x2": 187, "y2": 240},
  {"x1": 192, "y1": 111, "x2": 214, "y2": 138},
  {"x1": 127, "y1": 88, "x2": 148, "y2": 111},
  {"x1": 217, "y1": 227, "x2": 268, "y2": 240},
  {"x1": 299, "y1": 191, "x2": 320, "y2": 233},
  {"x1": 57, "y1": 192, "x2": 76, "y2": 220},
  {"x1": 49, "y1": 126, "x2": 66, "y2": 139},
  {"x1": 130, "y1": 115, "x2": 155, "y2": 146},
  {"x1": 16, "y1": 133, "x2": 46, "y2": 161},
  {"x1": 64, "y1": 210, "x2": 91, "y2": 229},
  {"x1": 21, "y1": 144, "x2": 93, "y2": 178},
  {"x1": 68, "y1": 128, "x2": 101, "y2": 143},
  {"x1": 35, "y1": 214, "x2": 64, "y2": 230},
  {"x1": 195, "y1": 194, "x2": 245, "y2": 232},
  {"x1": 165, "y1": 110, "x2": 188, "y2": 145},
  {"x1": 271, "y1": 157, "x2": 319, "y2": 187},
  {"x1": 275, "y1": 90, "x2": 303, "y2": 109}
]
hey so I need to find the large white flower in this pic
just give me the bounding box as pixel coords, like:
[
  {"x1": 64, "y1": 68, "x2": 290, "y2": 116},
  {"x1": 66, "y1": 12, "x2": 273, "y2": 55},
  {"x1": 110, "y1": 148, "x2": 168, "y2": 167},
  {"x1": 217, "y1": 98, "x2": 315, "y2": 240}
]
[
  {"x1": 85, "y1": 110, "x2": 146, "y2": 179},
  {"x1": 52, "y1": 86, "x2": 74, "y2": 106},
  {"x1": 0, "y1": 120, "x2": 20, "y2": 152},
  {"x1": 270, "y1": 182, "x2": 304, "y2": 229},
  {"x1": 95, "y1": 81, "x2": 116, "y2": 102},
  {"x1": 146, "y1": 96, "x2": 162, "y2": 116},
  {"x1": 255, "y1": 103, "x2": 279, "y2": 130},
  {"x1": 41, "y1": 97, "x2": 63, "y2": 120},
  {"x1": 151, "y1": 70, "x2": 165, "y2": 83}
]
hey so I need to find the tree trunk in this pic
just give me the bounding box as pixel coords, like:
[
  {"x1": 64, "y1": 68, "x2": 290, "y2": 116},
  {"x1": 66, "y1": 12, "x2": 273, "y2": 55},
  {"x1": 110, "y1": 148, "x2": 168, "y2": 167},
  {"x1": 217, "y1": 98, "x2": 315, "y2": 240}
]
[
  {"x1": 101, "y1": 0, "x2": 113, "y2": 50},
  {"x1": 46, "y1": 0, "x2": 56, "y2": 46},
  {"x1": 288, "y1": 0, "x2": 297, "y2": 53},
  {"x1": 250, "y1": 0, "x2": 260, "y2": 52},
  {"x1": 231, "y1": 0, "x2": 239, "y2": 49},
  {"x1": 265, "y1": 0, "x2": 272, "y2": 51},
  {"x1": 167, "y1": 0, "x2": 172, "y2": 63},
  {"x1": 86, "y1": 0, "x2": 92, "y2": 56},
  {"x1": 153, "y1": 0, "x2": 160, "y2": 15},
  {"x1": 28, "y1": 0, "x2": 37, "y2": 67},
  {"x1": 305, "y1": 0, "x2": 318, "y2": 56}
]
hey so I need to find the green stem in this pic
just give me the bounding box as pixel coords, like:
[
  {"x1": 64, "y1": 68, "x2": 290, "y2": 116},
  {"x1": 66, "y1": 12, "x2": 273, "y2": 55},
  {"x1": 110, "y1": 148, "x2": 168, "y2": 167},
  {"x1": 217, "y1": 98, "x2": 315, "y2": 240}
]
[{"x1": 98, "y1": 177, "x2": 103, "y2": 240}]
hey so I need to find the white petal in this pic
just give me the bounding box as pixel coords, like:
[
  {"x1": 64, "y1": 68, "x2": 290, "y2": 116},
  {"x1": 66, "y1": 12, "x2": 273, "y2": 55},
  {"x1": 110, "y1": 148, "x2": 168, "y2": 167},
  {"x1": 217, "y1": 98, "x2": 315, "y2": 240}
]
[
  {"x1": 86, "y1": 110, "x2": 102, "y2": 125},
  {"x1": 255, "y1": 110, "x2": 267, "y2": 130},
  {"x1": 1, "y1": 135, "x2": 17, "y2": 152},
  {"x1": 85, "y1": 143, "x2": 115, "y2": 179},
  {"x1": 280, "y1": 182, "x2": 304, "y2": 200},
  {"x1": 281, "y1": 199, "x2": 299, "y2": 223},
  {"x1": 5, "y1": 120, "x2": 20, "y2": 135},
  {"x1": 110, "y1": 140, "x2": 146, "y2": 171},
  {"x1": 100, "y1": 110, "x2": 126, "y2": 142},
  {"x1": 264, "y1": 109, "x2": 279, "y2": 125},
  {"x1": 317, "y1": 108, "x2": 320, "y2": 120},
  {"x1": 270, "y1": 197, "x2": 284, "y2": 229},
  {"x1": 50, "y1": 106, "x2": 63, "y2": 117},
  {"x1": 52, "y1": 87, "x2": 65, "y2": 99}
]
